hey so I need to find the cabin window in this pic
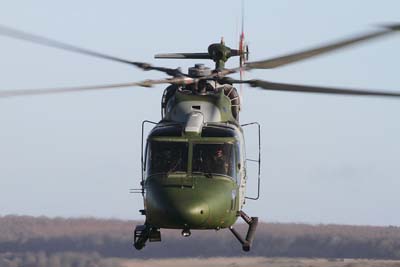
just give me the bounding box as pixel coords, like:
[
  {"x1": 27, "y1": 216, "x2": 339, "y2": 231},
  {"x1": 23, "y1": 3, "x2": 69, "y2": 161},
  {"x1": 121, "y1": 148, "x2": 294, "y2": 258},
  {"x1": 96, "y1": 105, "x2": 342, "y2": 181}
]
[
  {"x1": 192, "y1": 143, "x2": 236, "y2": 178},
  {"x1": 146, "y1": 141, "x2": 188, "y2": 176}
]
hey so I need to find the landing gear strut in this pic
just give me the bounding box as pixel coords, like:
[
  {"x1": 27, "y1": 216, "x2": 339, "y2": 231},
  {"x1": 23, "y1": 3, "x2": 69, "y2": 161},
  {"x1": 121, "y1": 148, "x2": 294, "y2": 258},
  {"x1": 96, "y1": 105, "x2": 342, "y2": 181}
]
[
  {"x1": 133, "y1": 224, "x2": 161, "y2": 250},
  {"x1": 229, "y1": 210, "x2": 258, "y2": 251}
]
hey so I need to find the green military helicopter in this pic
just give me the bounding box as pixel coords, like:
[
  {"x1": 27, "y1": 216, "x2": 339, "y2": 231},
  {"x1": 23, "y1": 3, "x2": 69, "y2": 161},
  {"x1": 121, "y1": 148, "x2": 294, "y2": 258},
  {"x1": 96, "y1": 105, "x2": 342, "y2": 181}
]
[{"x1": 0, "y1": 23, "x2": 400, "y2": 251}]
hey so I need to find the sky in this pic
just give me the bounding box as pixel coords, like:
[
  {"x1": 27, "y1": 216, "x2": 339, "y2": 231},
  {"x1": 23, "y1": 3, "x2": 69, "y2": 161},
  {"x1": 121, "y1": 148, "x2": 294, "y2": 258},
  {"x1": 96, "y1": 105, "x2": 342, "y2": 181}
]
[{"x1": 0, "y1": 0, "x2": 399, "y2": 226}]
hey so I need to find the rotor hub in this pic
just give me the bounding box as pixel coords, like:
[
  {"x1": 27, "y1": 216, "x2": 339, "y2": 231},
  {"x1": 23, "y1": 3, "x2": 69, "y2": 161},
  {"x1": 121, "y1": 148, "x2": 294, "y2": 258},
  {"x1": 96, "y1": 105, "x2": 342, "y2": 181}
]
[{"x1": 188, "y1": 64, "x2": 212, "y2": 77}]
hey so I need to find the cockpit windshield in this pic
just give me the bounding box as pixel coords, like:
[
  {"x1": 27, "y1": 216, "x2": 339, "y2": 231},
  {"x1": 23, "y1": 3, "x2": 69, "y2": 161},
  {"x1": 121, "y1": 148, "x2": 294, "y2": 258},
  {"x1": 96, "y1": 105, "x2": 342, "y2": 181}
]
[
  {"x1": 146, "y1": 141, "x2": 188, "y2": 176},
  {"x1": 192, "y1": 143, "x2": 236, "y2": 178}
]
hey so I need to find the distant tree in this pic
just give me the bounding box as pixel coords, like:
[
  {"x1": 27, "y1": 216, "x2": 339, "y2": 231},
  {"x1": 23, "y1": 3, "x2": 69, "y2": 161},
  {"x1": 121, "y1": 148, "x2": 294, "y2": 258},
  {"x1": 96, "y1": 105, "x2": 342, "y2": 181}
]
[{"x1": 47, "y1": 254, "x2": 61, "y2": 267}]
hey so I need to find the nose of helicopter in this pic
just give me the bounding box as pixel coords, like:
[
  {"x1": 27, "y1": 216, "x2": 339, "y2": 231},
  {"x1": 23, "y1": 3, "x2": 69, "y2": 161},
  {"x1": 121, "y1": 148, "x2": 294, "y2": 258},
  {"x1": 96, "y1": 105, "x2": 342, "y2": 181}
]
[
  {"x1": 147, "y1": 190, "x2": 211, "y2": 228},
  {"x1": 167, "y1": 198, "x2": 210, "y2": 227},
  {"x1": 145, "y1": 176, "x2": 238, "y2": 229}
]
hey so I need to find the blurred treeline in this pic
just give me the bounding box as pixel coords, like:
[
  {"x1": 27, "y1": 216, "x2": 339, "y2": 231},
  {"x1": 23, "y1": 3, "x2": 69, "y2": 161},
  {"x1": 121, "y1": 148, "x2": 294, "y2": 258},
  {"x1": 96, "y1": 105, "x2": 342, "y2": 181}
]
[
  {"x1": 1, "y1": 215, "x2": 400, "y2": 260},
  {"x1": 0, "y1": 252, "x2": 121, "y2": 267}
]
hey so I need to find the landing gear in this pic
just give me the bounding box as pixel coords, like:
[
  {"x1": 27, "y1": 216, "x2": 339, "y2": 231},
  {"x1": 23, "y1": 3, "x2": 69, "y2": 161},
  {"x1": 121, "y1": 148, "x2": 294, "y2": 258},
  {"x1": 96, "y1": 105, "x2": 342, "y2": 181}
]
[
  {"x1": 134, "y1": 211, "x2": 258, "y2": 251},
  {"x1": 133, "y1": 224, "x2": 161, "y2": 250},
  {"x1": 229, "y1": 211, "x2": 259, "y2": 251}
]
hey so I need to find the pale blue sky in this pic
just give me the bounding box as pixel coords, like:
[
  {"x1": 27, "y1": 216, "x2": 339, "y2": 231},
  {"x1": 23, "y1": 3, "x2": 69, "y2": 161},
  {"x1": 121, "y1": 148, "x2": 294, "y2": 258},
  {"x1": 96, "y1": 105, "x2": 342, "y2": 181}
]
[{"x1": 0, "y1": 0, "x2": 399, "y2": 225}]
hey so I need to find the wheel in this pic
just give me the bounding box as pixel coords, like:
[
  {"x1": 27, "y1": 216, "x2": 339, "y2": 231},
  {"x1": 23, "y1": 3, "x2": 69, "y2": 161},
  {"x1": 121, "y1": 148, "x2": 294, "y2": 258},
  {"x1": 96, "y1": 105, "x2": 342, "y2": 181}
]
[
  {"x1": 134, "y1": 242, "x2": 145, "y2": 250},
  {"x1": 242, "y1": 241, "x2": 250, "y2": 252}
]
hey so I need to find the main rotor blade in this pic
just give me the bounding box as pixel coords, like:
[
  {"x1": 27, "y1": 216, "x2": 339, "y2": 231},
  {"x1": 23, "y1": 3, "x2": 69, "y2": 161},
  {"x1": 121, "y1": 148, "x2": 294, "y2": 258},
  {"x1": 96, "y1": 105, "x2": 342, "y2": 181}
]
[
  {"x1": 154, "y1": 53, "x2": 211, "y2": 59},
  {"x1": 0, "y1": 25, "x2": 184, "y2": 76},
  {"x1": 0, "y1": 82, "x2": 141, "y2": 98},
  {"x1": 0, "y1": 25, "x2": 139, "y2": 65},
  {"x1": 247, "y1": 79, "x2": 400, "y2": 98},
  {"x1": 0, "y1": 77, "x2": 196, "y2": 98},
  {"x1": 245, "y1": 24, "x2": 400, "y2": 69}
]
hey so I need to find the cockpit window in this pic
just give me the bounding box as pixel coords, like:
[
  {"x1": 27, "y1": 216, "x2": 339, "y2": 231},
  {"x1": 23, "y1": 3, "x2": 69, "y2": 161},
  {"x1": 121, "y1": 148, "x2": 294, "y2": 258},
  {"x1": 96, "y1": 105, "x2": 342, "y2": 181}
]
[
  {"x1": 192, "y1": 143, "x2": 236, "y2": 178},
  {"x1": 146, "y1": 141, "x2": 188, "y2": 176},
  {"x1": 201, "y1": 126, "x2": 236, "y2": 137},
  {"x1": 150, "y1": 125, "x2": 182, "y2": 137}
]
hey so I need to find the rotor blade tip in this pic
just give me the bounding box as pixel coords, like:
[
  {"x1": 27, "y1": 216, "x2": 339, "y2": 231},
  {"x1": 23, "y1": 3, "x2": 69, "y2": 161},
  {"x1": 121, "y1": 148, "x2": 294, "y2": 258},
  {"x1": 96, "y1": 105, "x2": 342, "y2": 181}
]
[{"x1": 381, "y1": 23, "x2": 400, "y2": 31}]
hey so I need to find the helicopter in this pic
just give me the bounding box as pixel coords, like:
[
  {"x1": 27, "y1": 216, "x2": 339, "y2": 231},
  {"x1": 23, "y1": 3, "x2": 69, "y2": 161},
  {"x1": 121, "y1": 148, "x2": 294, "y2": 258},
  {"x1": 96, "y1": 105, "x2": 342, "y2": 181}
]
[{"x1": 0, "y1": 23, "x2": 400, "y2": 252}]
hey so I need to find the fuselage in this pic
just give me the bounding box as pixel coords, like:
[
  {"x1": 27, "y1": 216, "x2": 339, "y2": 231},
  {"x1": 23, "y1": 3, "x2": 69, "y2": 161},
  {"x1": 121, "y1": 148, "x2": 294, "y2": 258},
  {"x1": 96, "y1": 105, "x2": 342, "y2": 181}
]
[{"x1": 142, "y1": 83, "x2": 247, "y2": 230}]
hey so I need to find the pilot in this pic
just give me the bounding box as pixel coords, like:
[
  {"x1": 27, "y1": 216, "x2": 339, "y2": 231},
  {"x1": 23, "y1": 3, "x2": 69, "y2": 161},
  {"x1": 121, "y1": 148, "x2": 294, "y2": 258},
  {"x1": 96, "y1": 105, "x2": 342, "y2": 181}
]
[{"x1": 212, "y1": 147, "x2": 229, "y2": 175}]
